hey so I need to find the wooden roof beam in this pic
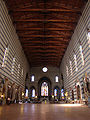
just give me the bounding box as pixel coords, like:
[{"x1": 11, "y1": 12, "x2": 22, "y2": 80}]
[
  {"x1": 18, "y1": 35, "x2": 71, "y2": 38},
  {"x1": 21, "y1": 43, "x2": 67, "y2": 47},
  {"x1": 23, "y1": 47, "x2": 65, "y2": 51},
  {"x1": 21, "y1": 43, "x2": 68, "y2": 47},
  {"x1": 28, "y1": 53, "x2": 62, "y2": 56},
  {"x1": 9, "y1": 8, "x2": 82, "y2": 13},
  {"x1": 16, "y1": 28, "x2": 74, "y2": 31},
  {"x1": 17, "y1": 31, "x2": 72, "y2": 36},
  {"x1": 19, "y1": 37, "x2": 70, "y2": 42},
  {"x1": 21, "y1": 41, "x2": 68, "y2": 45},
  {"x1": 13, "y1": 19, "x2": 77, "y2": 22}
]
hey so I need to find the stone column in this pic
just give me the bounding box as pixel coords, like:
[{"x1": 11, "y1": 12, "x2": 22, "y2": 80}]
[
  {"x1": 51, "y1": 88, "x2": 54, "y2": 101},
  {"x1": 35, "y1": 85, "x2": 38, "y2": 97},
  {"x1": 11, "y1": 83, "x2": 16, "y2": 102},
  {"x1": 87, "y1": 75, "x2": 90, "y2": 107},
  {"x1": 0, "y1": 74, "x2": 4, "y2": 95},
  {"x1": 18, "y1": 86, "x2": 21, "y2": 102},
  {"x1": 88, "y1": 92, "x2": 90, "y2": 107},
  {"x1": 4, "y1": 78, "x2": 9, "y2": 99}
]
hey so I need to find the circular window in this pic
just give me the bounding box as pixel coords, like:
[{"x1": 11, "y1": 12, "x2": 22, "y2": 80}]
[{"x1": 42, "y1": 67, "x2": 48, "y2": 72}]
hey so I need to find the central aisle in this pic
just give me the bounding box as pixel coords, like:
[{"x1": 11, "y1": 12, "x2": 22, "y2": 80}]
[{"x1": 0, "y1": 103, "x2": 90, "y2": 120}]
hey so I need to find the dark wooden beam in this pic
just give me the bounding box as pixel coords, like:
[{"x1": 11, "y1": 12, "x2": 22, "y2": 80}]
[
  {"x1": 21, "y1": 41, "x2": 68, "y2": 46},
  {"x1": 23, "y1": 47, "x2": 65, "y2": 51},
  {"x1": 16, "y1": 28, "x2": 74, "y2": 31},
  {"x1": 18, "y1": 34, "x2": 71, "y2": 38},
  {"x1": 13, "y1": 19, "x2": 77, "y2": 22},
  {"x1": 9, "y1": 8, "x2": 82, "y2": 13},
  {"x1": 21, "y1": 43, "x2": 67, "y2": 47},
  {"x1": 17, "y1": 30, "x2": 73, "y2": 33},
  {"x1": 19, "y1": 37, "x2": 70, "y2": 42}
]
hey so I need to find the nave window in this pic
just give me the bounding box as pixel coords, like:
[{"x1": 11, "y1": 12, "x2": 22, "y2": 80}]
[{"x1": 2, "y1": 46, "x2": 9, "y2": 67}]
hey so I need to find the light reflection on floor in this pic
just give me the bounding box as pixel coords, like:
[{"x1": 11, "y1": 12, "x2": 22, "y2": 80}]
[
  {"x1": 59, "y1": 104, "x2": 83, "y2": 107},
  {"x1": 0, "y1": 103, "x2": 90, "y2": 120}
]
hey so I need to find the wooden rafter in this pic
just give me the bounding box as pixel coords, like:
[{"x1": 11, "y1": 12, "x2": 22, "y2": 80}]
[{"x1": 5, "y1": 0, "x2": 87, "y2": 67}]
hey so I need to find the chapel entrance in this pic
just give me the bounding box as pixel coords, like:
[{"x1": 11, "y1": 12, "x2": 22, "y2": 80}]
[{"x1": 77, "y1": 85, "x2": 81, "y2": 100}]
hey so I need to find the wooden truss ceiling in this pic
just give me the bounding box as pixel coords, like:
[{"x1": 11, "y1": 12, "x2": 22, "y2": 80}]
[{"x1": 6, "y1": 0, "x2": 87, "y2": 67}]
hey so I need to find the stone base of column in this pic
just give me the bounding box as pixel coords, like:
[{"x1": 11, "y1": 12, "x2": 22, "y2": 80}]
[{"x1": 88, "y1": 96, "x2": 90, "y2": 107}]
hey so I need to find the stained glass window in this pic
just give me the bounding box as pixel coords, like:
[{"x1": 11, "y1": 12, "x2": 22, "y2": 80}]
[
  {"x1": 41, "y1": 82, "x2": 48, "y2": 96},
  {"x1": 61, "y1": 89, "x2": 64, "y2": 97},
  {"x1": 54, "y1": 89, "x2": 57, "y2": 96}
]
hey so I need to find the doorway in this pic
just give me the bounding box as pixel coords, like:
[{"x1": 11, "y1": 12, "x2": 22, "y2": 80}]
[
  {"x1": 77, "y1": 85, "x2": 81, "y2": 100},
  {"x1": 72, "y1": 90, "x2": 74, "y2": 100}
]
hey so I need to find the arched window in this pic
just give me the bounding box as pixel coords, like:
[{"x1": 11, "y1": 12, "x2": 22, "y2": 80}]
[
  {"x1": 61, "y1": 89, "x2": 64, "y2": 97},
  {"x1": 87, "y1": 29, "x2": 90, "y2": 47},
  {"x1": 17, "y1": 64, "x2": 20, "y2": 78},
  {"x1": 74, "y1": 54, "x2": 78, "y2": 71},
  {"x1": 55, "y1": 76, "x2": 59, "y2": 82},
  {"x1": 25, "y1": 89, "x2": 28, "y2": 97},
  {"x1": 54, "y1": 89, "x2": 57, "y2": 96},
  {"x1": 79, "y1": 45, "x2": 84, "y2": 65},
  {"x1": 32, "y1": 89, "x2": 35, "y2": 97},
  {"x1": 66, "y1": 66, "x2": 69, "y2": 76},
  {"x1": 21, "y1": 68, "x2": 23, "y2": 76},
  {"x1": 31, "y1": 75, "x2": 35, "y2": 82},
  {"x1": 70, "y1": 60, "x2": 73, "y2": 75},
  {"x1": 41, "y1": 82, "x2": 48, "y2": 96},
  {"x1": 11, "y1": 57, "x2": 16, "y2": 74},
  {"x1": 2, "y1": 46, "x2": 9, "y2": 67}
]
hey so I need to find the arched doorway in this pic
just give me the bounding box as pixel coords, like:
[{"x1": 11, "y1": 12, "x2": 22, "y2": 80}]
[
  {"x1": 77, "y1": 85, "x2": 81, "y2": 100},
  {"x1": 54, "y1": 86, "x2": 60, "y2": 100},
  {"x1": 38, "y1": 77, "x2": 52, "y2": 100},
  {"x1": 72, "y1": 90, "x2": 74, "y2": 100}
]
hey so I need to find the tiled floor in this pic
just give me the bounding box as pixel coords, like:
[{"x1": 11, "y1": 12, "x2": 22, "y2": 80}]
[{"x1": 0, "y1": 103, "x2": 90, "y2": 120}]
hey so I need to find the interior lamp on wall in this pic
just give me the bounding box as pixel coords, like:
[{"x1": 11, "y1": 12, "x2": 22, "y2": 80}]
[{"x1": 42, "y1": 67, "x2": 48, "y2": 72}]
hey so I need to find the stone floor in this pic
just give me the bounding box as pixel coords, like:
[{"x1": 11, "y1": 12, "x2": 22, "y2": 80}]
[{"x1": 0, "y1": 103, "x2": 90, "y2": 120}]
